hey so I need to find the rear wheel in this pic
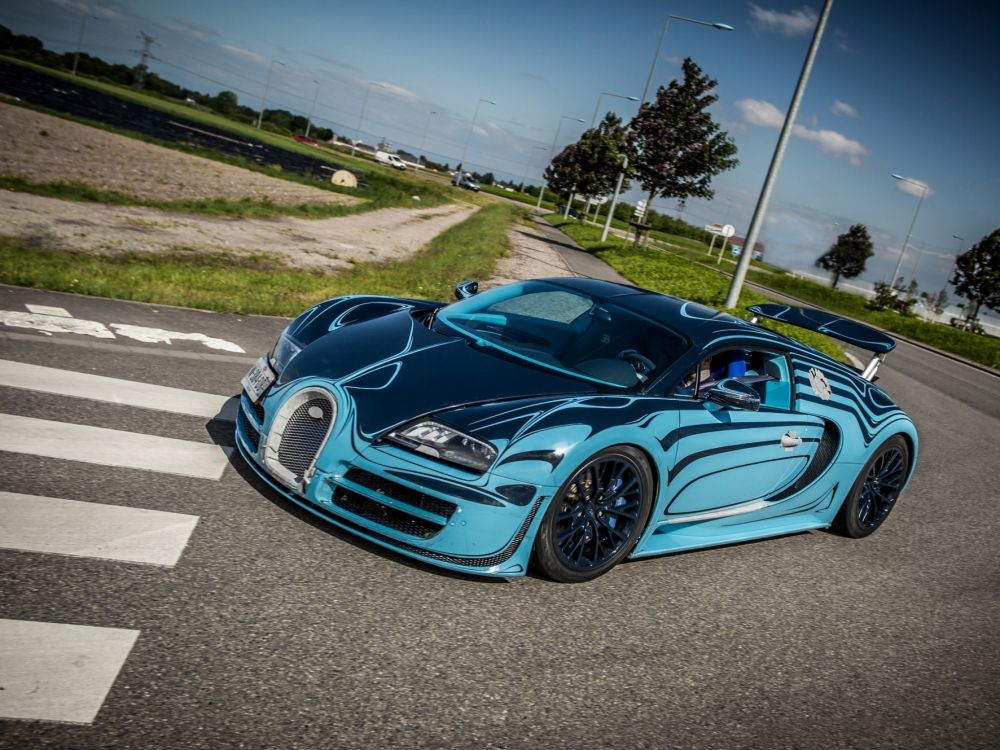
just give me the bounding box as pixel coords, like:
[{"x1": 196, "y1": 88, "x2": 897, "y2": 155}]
[
  {"x1": 835, "y1": 435, "x2": 909, "y2": 538},
  {"x1": 532, "y1": 446, "x2": 653, "y2": 583}
]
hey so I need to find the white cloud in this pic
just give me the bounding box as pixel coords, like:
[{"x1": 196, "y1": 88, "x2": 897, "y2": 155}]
[
  {"x1": 831, "y1": 99, "x2": 858, "y2": 118},
  {"x1": 374, "y1": 81, "x2": 420, "y2": 103},
  {"x1": 219, "y1": 43, "x2": 268, "y2": 65},
  {"x1": 735, "y1": 98, "x2": 784, "y2": 127},
  {"x1": 736, "y1": 98, "x2": 867, "y2": 165},
  {"x1": 893, "y1": 176, "x2": 934, "y2": 198},
  {"x1": 748, "y1": 3, "x2": 818, "y2": 36}
]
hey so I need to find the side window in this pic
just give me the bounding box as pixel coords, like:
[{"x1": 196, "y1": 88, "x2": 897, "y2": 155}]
[{"x1": 672, "y1": 348, "x2": 792, "y2": 410}]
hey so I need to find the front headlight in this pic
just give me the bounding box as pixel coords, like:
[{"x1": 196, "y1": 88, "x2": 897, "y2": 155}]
[
  {"x1": 270, "y1": 328, "x2": 302, "y2": 375},
  {"x1": 386, "y1": 421, "x2": 497, "y2": 473}
]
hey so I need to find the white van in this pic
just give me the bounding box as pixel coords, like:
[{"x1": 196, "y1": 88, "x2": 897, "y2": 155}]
[{"x1": 375, "y1": 151, "x2": 406, "y2": 170}]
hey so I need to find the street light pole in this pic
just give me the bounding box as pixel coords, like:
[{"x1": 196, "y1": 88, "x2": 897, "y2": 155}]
[
  {"x1": 254, "y1": 59, "x2": 284, "y2": 129},
  {"x1": 304, "y1": 80, "x2": 320, "y2": 138},
  {"x1": 889, "y1": 173, "x2": 930, "y2": 288},
  {"x1": 459, "y1": 98, "x2": 496, "y2": 170},
  {"x1": 519, "y1": 145, "x2": 547, "y2": 193},
  {"x1": 351, "y1": 81, "x2": 386, "y2": 156},
  {"x1": 590, "y1": 91, "x2": 639, "y2": 128},
  {"x1": 419, "y1": 110, "x2": 437, "y2": 160},
  {"x1": 724, "y1": 0, "x2": 833, "y2": 309},
  {"x1": 605, "y1": 13, "x2": 732, "y2": 236},
  {"x1": 71, "y1": 12, "x2": 98, "y2": 76},
  {"x1": 536, "y1": 115, "x2": 584, "y2": 210}
]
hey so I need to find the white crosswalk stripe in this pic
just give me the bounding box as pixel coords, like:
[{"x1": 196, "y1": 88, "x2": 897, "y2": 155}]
[
  {"x1": 0, "y1": 359, "x2": 240, "y2": 723},
  {"x1": 0, "y1": 413, "x2": 231, "y2": 479},
  {"x1": 0, "y1": 619, "x2": 140, "y2": 724},
  {"x1": 0, "y1": 358, "x2": 237, "y2": 420},
  {"x1": 0, "y1": 491, "x2": 199, "y2": 566}
]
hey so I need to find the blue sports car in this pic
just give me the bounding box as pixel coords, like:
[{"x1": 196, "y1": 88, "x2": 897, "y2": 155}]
[{"x1": 236, "y1": 278, "x2": 917, "y2": 582}]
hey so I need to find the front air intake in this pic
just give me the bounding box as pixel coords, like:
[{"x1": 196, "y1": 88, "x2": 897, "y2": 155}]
[{"x1": 262, "y1": 387, "x2": 336, "y2": 490}]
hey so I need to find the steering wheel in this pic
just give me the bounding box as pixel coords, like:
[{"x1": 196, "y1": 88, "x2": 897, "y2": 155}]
[{"x1": 617, "y1": 349, "x2": 656, "y2": 377}]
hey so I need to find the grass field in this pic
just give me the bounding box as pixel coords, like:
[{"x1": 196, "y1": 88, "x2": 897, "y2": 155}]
[{"x1": 0, "y1": 203, "x2": 522, "y2": 316}]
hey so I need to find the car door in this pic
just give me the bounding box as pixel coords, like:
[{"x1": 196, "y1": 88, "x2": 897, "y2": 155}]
[{"x1": 662, "y1": 347, "x2": 826, "y2": 518}]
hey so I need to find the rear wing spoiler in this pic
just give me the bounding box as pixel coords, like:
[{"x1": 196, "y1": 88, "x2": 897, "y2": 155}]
[{"x1": 747, "y1": 303, "x2": 896, "y2": 382}]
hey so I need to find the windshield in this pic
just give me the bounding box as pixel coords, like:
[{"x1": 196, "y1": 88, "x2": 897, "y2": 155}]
[{"x1": 435, "y1": 280, "x2": 689, "y2": 388}]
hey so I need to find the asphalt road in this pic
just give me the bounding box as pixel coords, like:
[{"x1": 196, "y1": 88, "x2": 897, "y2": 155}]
[{"x1": 0, "y1": 282, "x2": 997, "y2": 749}]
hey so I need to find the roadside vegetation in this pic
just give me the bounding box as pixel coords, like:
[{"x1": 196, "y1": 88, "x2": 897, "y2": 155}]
[
  {"x1": 548, "y1": 217, "x2": 1000, "y2": 369},
  {"x1": 0, "y1": 204, "x2": 521, "y2": 316},
  {"x1": 545, "y1": 218, "x2": 845, "y2": 362}
]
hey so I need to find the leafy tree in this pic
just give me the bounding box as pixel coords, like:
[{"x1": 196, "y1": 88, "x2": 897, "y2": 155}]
[
  {"x1": 543, "y1": 141, "x2": 583, "y2": 199},
  {"x1": 627, "y1": 57, "x2": 738, "y2": 213},
  {"x1": 211, "y1": 90, "x2": 239, "y2": 116},
  {"x1": 951, "y1": 229, "x2": 1000, "y2": 322},
  {"x1": 815, "y1": 224, "x2": 874, "y2": 288}
]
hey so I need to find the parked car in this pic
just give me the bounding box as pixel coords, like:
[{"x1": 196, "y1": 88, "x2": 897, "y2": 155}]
[
  {"x1": 236, "y1": 278, "x2": 917, "y2": 582},
  {"x1": 293, "y1": 134, "x2": 319, "y2": 146},
  {"x1": 452, "y1": 172, "x2": 480, "y2": 191},
  {"x1": 375, "y1": 150, "x2": 406, "y2": 170}
]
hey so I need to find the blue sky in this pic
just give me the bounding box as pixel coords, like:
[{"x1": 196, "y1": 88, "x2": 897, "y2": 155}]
[{"x1": 3, "y1": 0, "x2": 999, "y2": 300}]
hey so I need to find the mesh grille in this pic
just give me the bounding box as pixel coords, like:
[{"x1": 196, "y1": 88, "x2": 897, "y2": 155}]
[
  {"x1": 248, "y1": 393, "x2": 265, "y2": 424},
  {"x1": 770, "y1": 423, "x2": 839, "y2": 502},
  {"x1": 237, "y1": 409, "x2": 260, "y2": 453},
  {"x1": 332, "y1": 487, "x2": 444, "y2": 538},
  {"x1": 344, "y1": 468, "x2": 457, "y2": 520},
  {"x1": 277, "y1": 397, "x2": 332, "y2": 480}
]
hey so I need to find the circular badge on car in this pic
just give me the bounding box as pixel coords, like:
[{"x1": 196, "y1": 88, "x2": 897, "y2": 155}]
[{"x1": 808, "y1": 367, "x2": 832, "y2": 400}]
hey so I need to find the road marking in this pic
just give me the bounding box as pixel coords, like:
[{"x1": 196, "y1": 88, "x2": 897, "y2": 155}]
[
  {"x1": 0, "y1": 491, "x2": 199, "y2": 567},
  {"x1": 0, "y1": 308, "x2": 246, "y2": 353},
  {"x1": 25, "y1": 304, "x2": 71, "y2": 317},
  {"x1": 0, "y1": 310, "x2": 114, "y2": 338},
  {"x1": 0, "y1": 618, "x2": 139, "y2": 724},
  {"x1": 110, "y1": 324, "x2": 245, "y2": 353},
  {"x1": 0, "y1": 414, "x2": 230, "y2": 480},
  {"x1": 0, "y1": 358, "x2": 235, "y2": 420}
]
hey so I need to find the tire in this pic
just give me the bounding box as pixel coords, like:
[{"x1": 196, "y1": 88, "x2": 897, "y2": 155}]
[
  {"x1": 834, "y1": 435, "x2": 909, "y2": 538},
  {"x1": 532, "y1": 446, "x2": 654, "y2": 583}
]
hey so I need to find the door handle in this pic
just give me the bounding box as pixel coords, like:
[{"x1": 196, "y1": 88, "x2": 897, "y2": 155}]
[{"x1": 780, "y1": 431, "x2": 802, "y2": 450}]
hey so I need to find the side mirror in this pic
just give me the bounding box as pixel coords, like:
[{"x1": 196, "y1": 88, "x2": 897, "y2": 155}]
[
  {"x1": 706, "y1": 378, "x2": 760, "y2": 411},
  {"x1": 454, "y1": 280, "x2": 479, "y2": 300}
]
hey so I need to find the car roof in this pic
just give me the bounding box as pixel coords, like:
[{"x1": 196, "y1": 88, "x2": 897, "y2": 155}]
[{"x1": 542, "y1": 277, "x2": 754, "y2": 347}]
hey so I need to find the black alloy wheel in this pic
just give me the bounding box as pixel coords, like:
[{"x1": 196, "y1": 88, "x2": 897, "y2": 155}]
[
  {"x1": 533, "y1": 446, "x2": 653, "y2": 583},
  {"x1": 835, "y1": 435, "x2": 909, "y2": 538}
]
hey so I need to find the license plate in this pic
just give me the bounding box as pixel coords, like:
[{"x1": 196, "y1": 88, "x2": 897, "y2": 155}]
[{"x1": 241, "y1": 355, "x2": 276, "y2": 403}]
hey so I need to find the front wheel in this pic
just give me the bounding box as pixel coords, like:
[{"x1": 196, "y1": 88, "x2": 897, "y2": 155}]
[
  {"x1": 532, "y1": 446, "x2": 653, "y2": 583},
  {"x1": 834, "y1": 435, "x2": 909, "y2": 538}
]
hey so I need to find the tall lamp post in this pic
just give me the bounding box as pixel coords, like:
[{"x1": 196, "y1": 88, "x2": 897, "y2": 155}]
[
  {"x1": 724, "y1": 0, "x2": 832, "y2": 309},
  {"x1": 459, "y1": 98, "x2": 495, "y2": 171},
  {"x1": 304, "y1": 80, "x2": 320, "y2": 138},
  {"x1": 519, "y1": 145, "x2": 548, "y2": 193},
  {"x1": 352, "y1": 80, "x2": 386, "y2": 156},
  {"x1": 419, "y1": 110, "x2": 437, "y2": 160},
  {"x1": 889, "y1": 173, "x2": 930, "y2": 288},
  {"x1": 590, "y1": 91, "x2": 639, "y2": 128},
  {"x1": 71, "y1": 12, "x2": 98, "y2": 76},
  {"x1": 254, "y1": 59, "x2": 284, "y2": 129},
  {"x1": 945, "y1": 234, "x2": 964, "y2": 289},
  {"x1": 536, "y1": 115, "x2": 585, "y2": 210},
  {"x1": 605, "y1": 13, "x2": 732, "y2": 234}
]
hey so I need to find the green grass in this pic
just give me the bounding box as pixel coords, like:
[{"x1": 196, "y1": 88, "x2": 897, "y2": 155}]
[
  {"x1": 546, "y1": 218, "x2": 847, "y2": 362},
  {"x1": 0, "y1": 203, "x2": 521, "y2": 316}
]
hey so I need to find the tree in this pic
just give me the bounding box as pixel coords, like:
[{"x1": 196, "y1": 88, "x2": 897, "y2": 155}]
[
  {"x1": 543, "y1": 141, "x2": 583, "y2": 199},
  {"x1": 951, "y1": 229, "x2": 1000, "y2": 322},
  {"x1": 815, "y1": 224, "x2": 874, "y2": 288},
  {"x1": 211, "y1": 90, "x2": 239, "y2": 116},
  {"x1": 627, "y1": 57, "x2": 738, "y2": 213}
]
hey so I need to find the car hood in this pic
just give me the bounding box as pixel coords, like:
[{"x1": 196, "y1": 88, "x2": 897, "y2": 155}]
[{"x1": 279, "y1": 309, "x2": 600, "y2": 438}]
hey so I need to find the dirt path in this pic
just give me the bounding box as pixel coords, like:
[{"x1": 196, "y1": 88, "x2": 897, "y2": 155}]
[
  {"x1": 0, "y1": 101, "x2": 359, "y2": 207},
  {"x1": 2, "y1": 191, "x2": 475, "y2": 271},
  {"x1": 486, "y1": 224, "x2": 577, "y2": 288}
]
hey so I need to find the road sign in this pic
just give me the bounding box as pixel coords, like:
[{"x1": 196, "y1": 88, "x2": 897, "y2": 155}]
[
  {"x1": 633, "y1": 200, "x2": 647, "y2": 221},
  {"x1": 721, "y1": 224, "x2": 736, "y2": 238}
]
